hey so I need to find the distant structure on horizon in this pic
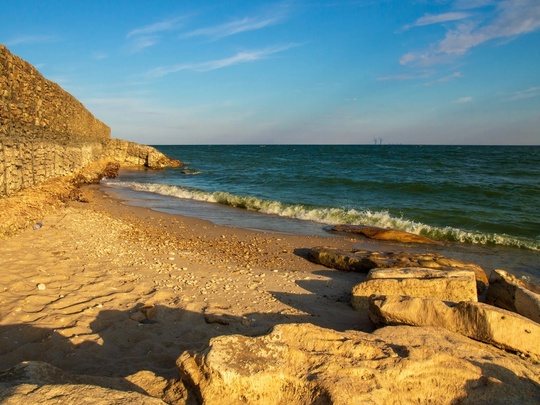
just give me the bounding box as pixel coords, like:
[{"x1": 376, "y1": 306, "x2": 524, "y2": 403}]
[{"x1": 373, "y1": 137, "x2": 383, "y2": 145}]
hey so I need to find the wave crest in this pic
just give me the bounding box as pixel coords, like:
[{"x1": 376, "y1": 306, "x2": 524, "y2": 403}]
[{"x1": 106, "y1": 181, "x2": 539, "y2": 251}]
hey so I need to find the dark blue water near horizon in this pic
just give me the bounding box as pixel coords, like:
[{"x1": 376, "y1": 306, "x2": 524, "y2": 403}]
[{"x1": 102, "y1": 145, "x2": 540, "y2": 281}]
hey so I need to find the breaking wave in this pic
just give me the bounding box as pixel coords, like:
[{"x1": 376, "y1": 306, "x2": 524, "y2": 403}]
[{"x1": 106, "y1": 181, "x2": 539, "y2": 251}]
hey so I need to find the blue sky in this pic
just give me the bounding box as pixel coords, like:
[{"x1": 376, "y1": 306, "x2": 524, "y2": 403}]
[{"x1": 2, "y1": 0, "x2": 539, "y2": 145}]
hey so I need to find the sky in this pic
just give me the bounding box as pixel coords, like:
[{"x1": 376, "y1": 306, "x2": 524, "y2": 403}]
[{"x1": 1, "y1": 0, "x2": 539, "y2": 145}]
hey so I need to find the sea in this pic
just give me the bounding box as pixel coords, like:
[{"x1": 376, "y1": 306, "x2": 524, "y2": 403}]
[{"x1": 102, "y1": 145, "x2": 540, "y2": 283}]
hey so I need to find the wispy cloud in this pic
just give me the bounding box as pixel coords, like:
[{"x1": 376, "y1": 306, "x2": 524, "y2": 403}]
[
  {"x1": 182, "y1": 15, "x2": 282, "y2": 39},
  {"x1": 148, "y1": 44, "x2": 299, "y2": 77},
  {"x1": 126, "y1": 16, "x2": 186, "y2": 52},
  {"x1": 424, "y1": 71, "x2": 463, "y2": 86},
  {"x1": 4, "y1": 35, "x2": 58, "y2": 46},
  {"x1": 128, "y1": 36, "x2": 159, "y2": 53},
  {"x1": 127, "y1": 16, "x2": 186, "y2": 38},
  {"x1": 401, "y1": 0, "x2": 540, "y2": 66},
  {"x1": 404, "y1": 12, "x2": 472, "y2": 30},
  {"x1": 181, "y1": 4, "x2": 288, "y2": 40},
  {"x1": 507, "y1": 86, "x2": 540, "y2": 100},
  {"x1": 456, "y1": 96, "x2": 474, "y2": 103}
]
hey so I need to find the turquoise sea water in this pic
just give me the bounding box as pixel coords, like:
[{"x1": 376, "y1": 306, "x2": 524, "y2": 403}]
[{"x1": 103, "y1": 145, "x2": 540, "y2": 281}]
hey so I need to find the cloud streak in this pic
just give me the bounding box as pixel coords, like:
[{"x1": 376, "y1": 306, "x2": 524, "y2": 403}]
[
  {"x1": 148, "y1": 44, "x2": 299, "y2": 77},
  {"x1": 424, "y1": 71, "x2": 463, "y2": 86},
  {"x1": 181, "y1": 5, "x2": 288, "y2": 40},
  {"x1": 507, "y1": 86, "x2": 540, "y2": 100},
  {"x1": 126, "y1": 16, "x2": 186, "y2": 53},
  {"x1": 404, "y1": 12, "x2": 472, "y2": 30},
  {"x1": 127, "y1": 16, "x2": 186, "y2": 38},
  {"x1": 401, "y1": 0, "x2": 540, "y2": 66},
  {"x1": 183, "y1": 16, "x2": 282, "y2": 39}
]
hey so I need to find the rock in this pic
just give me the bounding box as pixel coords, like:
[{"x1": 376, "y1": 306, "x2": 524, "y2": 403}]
[
  {"x1": 331, "y1": 224, "x2": 442, "y2": 245},
  {"x1": 102, "y1": 139, "x2": 182, "y2": 170},
  {"x1": 130, "y1": 305, "x2": 158, "y2": 323},
  {"x1": 176, "y1": 323, "x2": 540, "y2": 404},
  {"x1": 203, "y1": 304, "x2": 236, "y2": 325},
  {"x1": 139, "y1": 304, "x2": 158, "y2": 320},
  {"x1": 36, "y1": 283, "x2": 46, "y2": 291},
  {"x1": 369, "y1": 295, "x2": 540, "y2": 360},
  {"x1": 351, "y1": 267, "x2": 478, "y2": 310},
  {"x1": 0, "y1": 361, "x2": 168, "y2": 404},
  {"x1": 486, "y1": 269, "x2": 540, "y2": 323},
  {"x1": 307, "y1": 247, "x2": 488, "y2": 293}
]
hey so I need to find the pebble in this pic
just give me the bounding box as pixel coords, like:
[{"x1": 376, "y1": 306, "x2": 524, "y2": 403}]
[{"x1": 37, "y1": 283, "x2": 46, "y2": 291}]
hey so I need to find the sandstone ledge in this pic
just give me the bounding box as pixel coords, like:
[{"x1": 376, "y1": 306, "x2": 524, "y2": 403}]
[
  {"x1": 352, "y1": 267, "x2": 478, "y2": 310},
  {"x1": 369, "y1": 295, "x2": 540, "y2": 361},
  {"x1": 176, "y1": 323, "x2": 540, "y2": 404}
]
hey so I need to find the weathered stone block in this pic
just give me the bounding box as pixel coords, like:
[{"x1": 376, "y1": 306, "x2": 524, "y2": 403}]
[
  {"x1": 369, "y1": 295, "x2": 540, "y2": 360},
  {"x1": 177, "y1": 323, "x2": 540, "y2": 404},
  {"x1": 352, "y1": 267, "x2": 478, "y2": 310},
  {"x1": 486, "y1": 269, "x2": 540, "y2": 323}
]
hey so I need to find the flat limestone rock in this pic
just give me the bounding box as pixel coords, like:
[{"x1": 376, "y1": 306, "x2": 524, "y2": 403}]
[
  {"x1": 176, "y1": 323, "x2": 540, "y2": 404},
  {"x1": 486, "y1": 269, "x2": 540, "y2": 323},
  {"x1": 0, "y1": 361, "x2": 168, "y2": 405},
  {"x1": 331, "y1": 224, "x2": 442, "y2": 245},
  {"x1": 307, "y1": 246, "x2": 488, "y2": 293},
  {"x1": 351, "y1": 267, "x2": 478, "y2": 310},
  {"x1": 369, "y1": 295, "x2": 540, "y2": 361}
]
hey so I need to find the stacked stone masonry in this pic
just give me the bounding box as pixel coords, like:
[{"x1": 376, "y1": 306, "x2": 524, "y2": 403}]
[{"x1": 0, "y1": 44, "x2": 108, "y2": 196}]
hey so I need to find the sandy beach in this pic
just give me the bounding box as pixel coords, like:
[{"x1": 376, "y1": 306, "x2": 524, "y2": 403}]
[{"x1": 0, "y1": 185, "x2": 374, "y2": 380}]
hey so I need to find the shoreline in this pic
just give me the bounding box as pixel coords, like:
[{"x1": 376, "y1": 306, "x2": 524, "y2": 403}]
[{"x1": 102, "y1": 179, "x2": 540, "y2": 284}]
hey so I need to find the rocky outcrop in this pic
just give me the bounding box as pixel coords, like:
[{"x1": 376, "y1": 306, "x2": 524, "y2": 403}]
[
  {"x1": 486, "y1": 269, "x2": 540, "y2": 323},
  {"x1": 0, "y1": 361, "x2": 170, "y2": 404},
  {"x1": 331, "y1": 224, "x2": 441, "y2": 245},
  {"x1": 307, "y1": 247, "x2": 488, "y2": 293},
  {"x1": 3, "y1": 325, "x2": 540, "y2": 404},
  {"x1": 103, "y1": 138, "x2": 181, "y2": 169},
  {"x1": 351, "y1": 267, "x2": 478, "y2": 310},
  {"x1": 369, "y1": 295, "x2": 540, "y2": 361},
  {"x1": 176, "y1": 323, "x2": 540, "y2": 404}
]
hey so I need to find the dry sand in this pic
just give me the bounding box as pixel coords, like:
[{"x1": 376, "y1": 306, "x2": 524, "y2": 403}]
[{"x1": 0, "y1": 185, "x2": 373, "y2": 380}]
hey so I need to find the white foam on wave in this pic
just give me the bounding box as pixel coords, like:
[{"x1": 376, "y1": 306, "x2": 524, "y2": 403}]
[{"x1": 106, "y1": 181, "x2": 539, "y2": 251}]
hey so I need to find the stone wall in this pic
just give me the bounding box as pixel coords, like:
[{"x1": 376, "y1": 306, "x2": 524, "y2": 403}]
[
  {"x1": 0, "y1": 44, "x2": 110, "y2": 143},
  {"x1": 0, "y1": 45, "x2": 180, "y2": 197},
  {"x1": 0, "y1": 138, "x2": 104, "y2": 196},
  {"x1": 0, "y1": 44, "x2": 110, "y2": 196}
]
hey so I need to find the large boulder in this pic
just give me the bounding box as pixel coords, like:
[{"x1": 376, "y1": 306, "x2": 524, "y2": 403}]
[
  {"x1": 331, "y1": 224, "x2": 441, "y2": 245},
  {"x1": 369, "y1": 295, "x2": 540, "y2": 361},
  {"x1": 486, "y1": 269, "x2": 540, "y2": 323},
  {"x1": 351, "y1": 267, "x2": 478, "y2": 310},
  {"x1": 307, "y1": 247, "x2": 488, "y2": 293},
  {"x1": 176, "y1": 323, "x2": 540, "y2": 404},
  {"x1": 0, "y1": 361, "x2": 170, "y2": 404}
]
